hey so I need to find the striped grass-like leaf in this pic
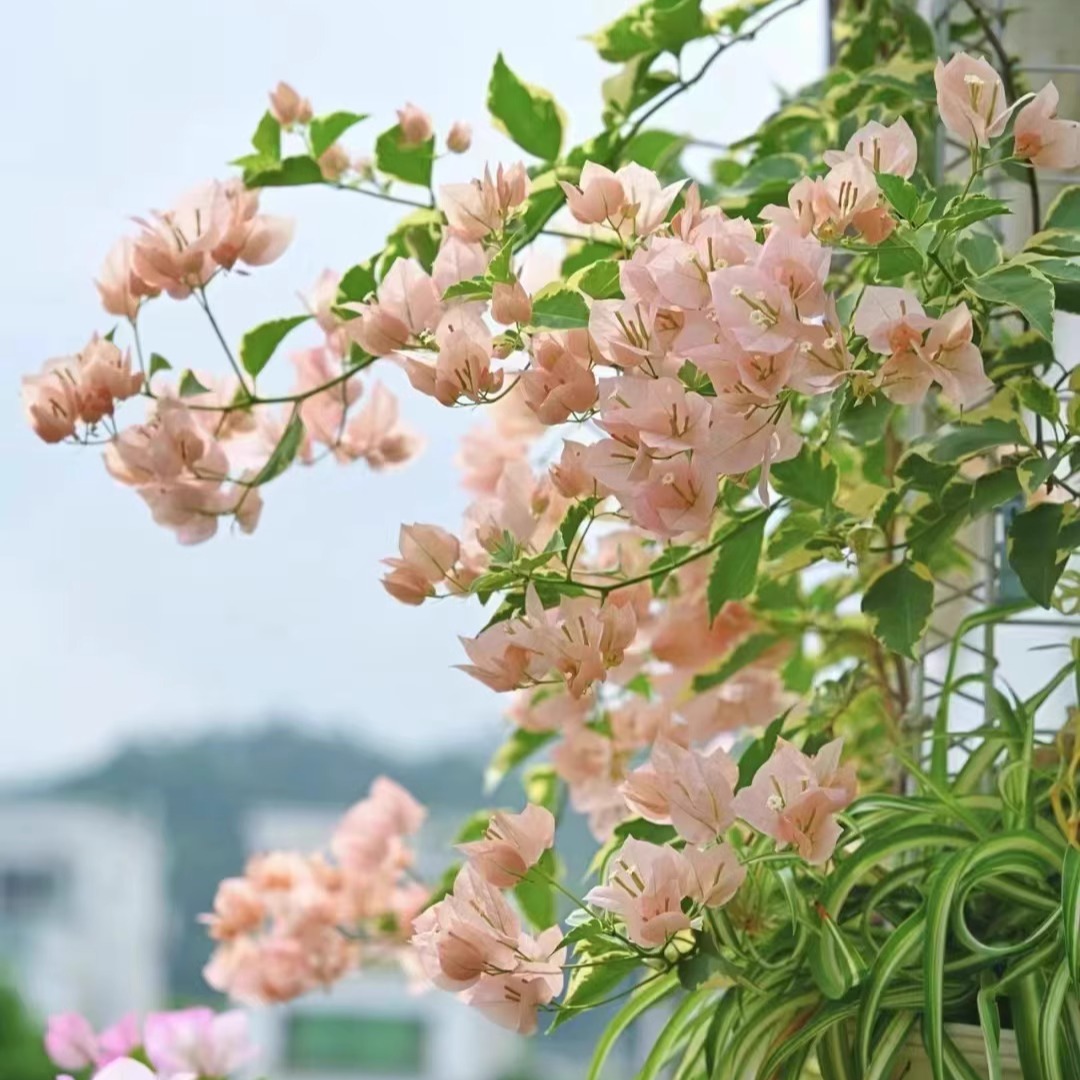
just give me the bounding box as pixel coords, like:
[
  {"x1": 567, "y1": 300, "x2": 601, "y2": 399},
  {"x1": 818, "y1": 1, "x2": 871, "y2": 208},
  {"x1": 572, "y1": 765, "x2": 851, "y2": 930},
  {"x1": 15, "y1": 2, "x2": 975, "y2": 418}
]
[
  {"x1": 637, "y1": 988, "x2": 712, "y2": 1080},
  {"x1": 856, "y1": 910, "x2": 924, "y2": 1070},
  {"x1": 924, "y1": 848, "x2": 972, "y2": 1079},
  {"x1": 810, "y1": 824, "x2": 968, "y2": 1000},
  {"x1": 1042, "y1": 962, "x2": 1071, "y2": 1080},
  {"x1": 1008, "y1": 971, "x2": 1048, "y2": 1078},
  {"x1": 1064, "y1": 845, "x2": 1080, "y2": 993},
  {"x1": 942, "y1": 1031, "x2": 986, "y2": 1080},
  {"x1": 672, "y1": 1002, "x2": 716, "y2": 1080},
  {"x1": 930, "y1": 600, "x2": 1031, "y2": 782},
  {"x1": 976, "y1": 975, "x2": 1003, "y2": 1080},
  {"x1": 585, "y1": 971, "x2": 678, "y2": 1080},
  {"x1": 758, "y1": 999, "x2": 858, "y2": 1077},
  {"x1": 725, "y1": 989, "x2": 818, "y2": 1077},
  {"x1": 864, "y1": 1011, "x2": 917, "y2": 1080},
  {"x1": 816, "y1": 1024, "x2": 856, "y2": 1079},
  {"x1": 1061, "y1": 989, "x2": 1080, "y2": 1078}
]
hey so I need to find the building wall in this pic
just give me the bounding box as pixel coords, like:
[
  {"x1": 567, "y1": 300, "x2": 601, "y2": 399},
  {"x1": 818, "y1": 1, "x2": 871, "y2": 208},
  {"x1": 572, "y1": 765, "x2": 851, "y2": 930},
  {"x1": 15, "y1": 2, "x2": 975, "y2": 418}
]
[{"x1": 0, "y1": 800, "x2": 166, "y2": 1024}]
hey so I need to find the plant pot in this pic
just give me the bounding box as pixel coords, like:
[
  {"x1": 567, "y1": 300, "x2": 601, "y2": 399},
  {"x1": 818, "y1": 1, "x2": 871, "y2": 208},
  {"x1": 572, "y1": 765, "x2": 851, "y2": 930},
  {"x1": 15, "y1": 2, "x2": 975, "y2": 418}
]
[{"x1": 891, "y1": 1023, "x2": 1022, "y2": 1079}]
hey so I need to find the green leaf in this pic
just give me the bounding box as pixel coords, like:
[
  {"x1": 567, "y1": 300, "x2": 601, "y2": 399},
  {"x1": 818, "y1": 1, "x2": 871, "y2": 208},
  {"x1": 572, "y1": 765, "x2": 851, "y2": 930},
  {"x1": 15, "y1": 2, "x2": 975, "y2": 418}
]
[
  {"x1": 148, "y1": 353, "x2": 172, "y2": 379},
  {"x1": 619, "y1": 129, "x2": 687, "y2": 171},
  {"x1": 926, "y1": 418, "x2": 1027, "y2": 463},
  {"x1": 924, "y1": 849, "x2": 971, "y2": 1080},
  {"x1": 957, "y1": 232, "x2": 1003, "y2": 276},
  {"x1": 1016, "y1": 376, "x2": 1060, "y2": 421},
  {"x1": 1064, "y1": 846, "x2": 1080, "y2": 993},
  {"x1": 453, "y1": 809, "x2": 496, "y2": 844},
  {"x1": 938, "y1": 193, "x2": 1010, "y2": 234},
  {"x1": 896, "y1": 451, "x2": 957, "y2": 493},
  {"x1": 987, "y1": 331, "x2": 1054, "y2": 379},
  {"x1": 549, "y1": 958, "x2": 642, "y2": 1032},
  {"x1": 1044, "y1": 184, "x2": 1080, "y2": 230},
  {"x1": 515, "y1": 849, "x2": 557, "y2": 929},
  {"x1": 561, "y1": 239, "x2": 619, "y2": 277},
  {"x1": 736, "y1": 710, "x2": 787, "y2": 790},
  {"x1": 876, "y1": 173, "x2": 920, "y2": 220},
  {"x1": 178, "y1": 370, "x2": 211, "y2": 397},
  {"x1": 484, "y1": 729, "x2": 556, "y2": 792},
  {"x1": 240, "y1": 315, "x2": 311, "y2": 378},
  {"x1": 1026, "y1": 228, "x2": 1080, "y2": 257},
  {"x1": 861, "y1": 560, "x2": 934, "y2": 659},
  {"x1": 558, "y1": 497, "x2": 599, "y2": 551},
  {"x1": 770, "y1": 446, "x2": 838, "y2": 509},
  {"x1": 571, "y1": 259, "x2": 622, "y2": 300},
  {"x1": 875, "y1": 229, "x2": 928, "y2": 280},
  {"x1": 487, "y1": 54, "x2": 564, "y2": 160},
  {"x1": 442, "y1": 276, "x2": 494, "y2": 302},
  {"x1": 309, "y1": 111, "x2": 367, "y2": 159},
  {"x1": 523, "y1": 764, "x2": 560, "y2": 813},
  {"x1": 692, "y1": 631, "x2": 782, "y2": 693},
  {"x1": 968, "y1": 263, "x2": 1056, "y2": 341},
  {"x1": 243, "y1": 155, "x2": 324, "y2": 188},
  {"x1": 1007, "y1": 502, "x2": 1068, "y2": 608},
  {"x1": 374, "y1": 126, "x2": 435, "y2": 187},
  {"x1": 1016, "y1": 253, "x2": 1080, "y2": 285},
  {"x1": 586, "y1": 973, "x2": 679, "y2": 1080},
  {"x1": 486, "y1": 239, "x2": 515, "y2": 285},
  {"x1": 337, "y1": 260, "x2": 378, "y2": 304},
  {"x1": 856, "y1": 912, "x2": 924, "y2": 1070},
  {"x1": 529, "y1": 286, "x2": 591, "y2": 330},
  {"x1": 977, "y1": 976, "x2": 1003, "y2": 1080},
  {"x1": 253, "y1": 410, "x2": 304, "y2": 485},
  {"x1": 590, "y1": 0, "x2": 708, "y2": 63},
  {"x1": 710, "y1": 0, "x2": 778, "y2": 33},
  {"x1": 601, "y1": 56, "x2": 678, "y2": 127},
  {"x1": 250, "y1": 111, "x2": 281, "y2": 160},
  {"x1": 706, "y1": 511, "x2": 768, "y2": 620}
]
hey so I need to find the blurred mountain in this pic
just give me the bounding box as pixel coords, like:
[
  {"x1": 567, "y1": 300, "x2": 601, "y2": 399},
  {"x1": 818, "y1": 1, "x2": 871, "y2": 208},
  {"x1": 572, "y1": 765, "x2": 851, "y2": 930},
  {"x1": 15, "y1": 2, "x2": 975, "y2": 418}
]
[{"x1": 37, "y1": 723, "x2": 491, "y2": 1000}]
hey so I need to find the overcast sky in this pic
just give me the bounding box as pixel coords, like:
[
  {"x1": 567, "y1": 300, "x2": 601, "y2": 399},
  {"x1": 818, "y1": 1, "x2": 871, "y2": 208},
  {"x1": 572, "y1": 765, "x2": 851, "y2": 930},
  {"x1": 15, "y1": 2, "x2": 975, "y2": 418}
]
[{"x1": 0, "y1": 0, "x2": 829, "y2": 781}]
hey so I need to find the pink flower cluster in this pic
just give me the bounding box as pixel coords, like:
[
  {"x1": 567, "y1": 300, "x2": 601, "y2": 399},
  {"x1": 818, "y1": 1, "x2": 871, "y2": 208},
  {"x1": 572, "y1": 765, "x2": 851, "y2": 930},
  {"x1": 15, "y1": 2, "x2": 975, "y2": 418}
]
[
  {"x1": 586, "y1": 836, "x2": 744, "y2": 947},
  {"x1": 413, "y1": 803, "x2": 562, "y2": 1034},
  {"x1": 735, "y1": 738, "x2": 857, "y2": 863},
  {"x1": 855, "y1": 286, "x2": 991, "y2": 407},
  {"x1": 584, "y1": 738, "x2": 855, "y2": 949},
  {"x1": 22, "y1": 336, "x2": 142, "y2": 443},
  {"x1": 459, "y1": 585, "x2": 637, "y2": 699},
  {"x1": 45, "y1": 1007, "x2": 254, "y2": 1080},
  {"x1": 622, "y1": 736, "x2": 855, "y2": 865},
  {"x1": 203, "y1": 777, "x2": 428, "y2": 1004},
  {"x1": 98, "y1": 180, "x2": 292, "y2": 313},
  {"x1": 936, "y1": 52, "x2": 1080, "y2": 168}
]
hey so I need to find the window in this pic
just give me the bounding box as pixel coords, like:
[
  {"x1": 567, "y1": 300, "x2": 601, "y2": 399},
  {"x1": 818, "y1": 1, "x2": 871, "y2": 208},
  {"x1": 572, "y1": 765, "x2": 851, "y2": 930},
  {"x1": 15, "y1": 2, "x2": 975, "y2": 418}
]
[
  {"x1": 0, "y1": 865, "x2": 63, "y2": 918},
  {"x1": 285, "y1": 1012, "x2": 426, "y2": 1075}
]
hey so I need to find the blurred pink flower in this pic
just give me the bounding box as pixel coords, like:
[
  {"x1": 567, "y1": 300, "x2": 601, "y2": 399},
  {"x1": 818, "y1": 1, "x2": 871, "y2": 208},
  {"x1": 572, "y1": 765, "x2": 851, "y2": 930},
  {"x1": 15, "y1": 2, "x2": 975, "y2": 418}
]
[
  {"x1": 397, "y1": 102, "x2": 433, "y2": 146},
  {"x1": 268, "y1": 81, "x2": 312, "y2": 126},
  {"x1": 446, "y1": 121, "x2": 472, "y2": 154},
  {"x1": 144, "y1": 1008, "x2": 254, "y2": 1077},
  {"x1": 1014, "y1": 82, "x2": 1080, "y2": 169}
]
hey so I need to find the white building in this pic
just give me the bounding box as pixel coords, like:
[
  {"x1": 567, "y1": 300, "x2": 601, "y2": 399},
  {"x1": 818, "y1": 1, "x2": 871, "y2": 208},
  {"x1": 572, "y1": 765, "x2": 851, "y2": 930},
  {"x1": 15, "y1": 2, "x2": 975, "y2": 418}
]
[{"x1": 0, "y1": 799, "x2": 167, "y2": 1026}]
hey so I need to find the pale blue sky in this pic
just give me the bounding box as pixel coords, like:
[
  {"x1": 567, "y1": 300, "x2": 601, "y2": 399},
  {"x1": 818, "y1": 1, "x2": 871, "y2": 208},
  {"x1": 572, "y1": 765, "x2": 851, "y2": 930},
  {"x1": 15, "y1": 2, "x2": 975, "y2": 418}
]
[{"x1": 0, "y1": 0, "x2": 828, "y2": 780}]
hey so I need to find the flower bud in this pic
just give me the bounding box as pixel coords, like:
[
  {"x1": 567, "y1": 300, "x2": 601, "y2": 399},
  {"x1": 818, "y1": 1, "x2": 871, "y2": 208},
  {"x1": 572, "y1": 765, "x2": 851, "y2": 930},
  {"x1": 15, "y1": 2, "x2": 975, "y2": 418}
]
[
  {"x1": 318, "y1": 144, "x2": 350, "y2": 181},
  {"x1": 397, "y1": 103, "x2": 433, "y2": 146},
  {"x1": 268, "y1": 82, "x2": 312, "y2": 127},
  {"x1": 446, "y1": 121, "x2": 472, "y2": 154}
]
